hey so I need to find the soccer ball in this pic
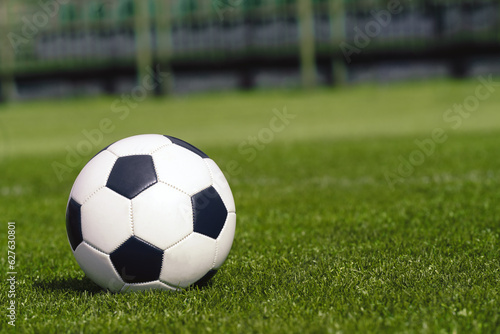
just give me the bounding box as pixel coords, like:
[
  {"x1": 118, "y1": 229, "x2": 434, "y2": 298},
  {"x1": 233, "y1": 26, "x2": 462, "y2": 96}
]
[{"x1": 65, "y1": 134, "x2": 236, "y2": 292}]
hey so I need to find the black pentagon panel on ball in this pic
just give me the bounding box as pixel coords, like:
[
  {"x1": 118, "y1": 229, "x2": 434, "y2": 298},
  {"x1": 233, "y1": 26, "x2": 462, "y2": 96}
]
[
  {"x1": 106, "y1": 155, "x2": 157, "y2": 199},
  {"x1": 192, "y1": 186, "x2": 228, "y2": 239},
  {"x1": 110, "y1": 236, "x2": 163, "y2": 284},
  {"x1": 165, "y1": 135, "x2": 209, "y2": 159},
  {"x1": 66, "y1": 198, "x2": 83, "y2": 251}
]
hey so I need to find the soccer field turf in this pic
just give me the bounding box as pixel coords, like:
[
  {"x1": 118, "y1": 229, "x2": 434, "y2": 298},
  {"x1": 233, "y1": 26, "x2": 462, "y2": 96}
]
[{"x1": 1, "y1": 79, "x2": 499, "y2": 333}]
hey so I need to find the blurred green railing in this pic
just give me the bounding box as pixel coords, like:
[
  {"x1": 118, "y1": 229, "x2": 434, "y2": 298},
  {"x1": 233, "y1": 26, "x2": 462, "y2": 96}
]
[{"x1": 1, "y1": 0, "x2": 499, "y2": 100}]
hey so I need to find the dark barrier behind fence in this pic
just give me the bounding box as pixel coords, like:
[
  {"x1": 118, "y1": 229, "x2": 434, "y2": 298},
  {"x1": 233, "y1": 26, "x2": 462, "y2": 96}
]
[{"x1": 1, "y1": 0, "x2": 499, "y2": 100}]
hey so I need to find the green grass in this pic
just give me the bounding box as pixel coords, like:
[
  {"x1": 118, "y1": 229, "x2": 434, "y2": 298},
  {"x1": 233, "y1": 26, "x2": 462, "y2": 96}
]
[{"x1": 1, "y1": 79, "x2": 500, "y2": 333}]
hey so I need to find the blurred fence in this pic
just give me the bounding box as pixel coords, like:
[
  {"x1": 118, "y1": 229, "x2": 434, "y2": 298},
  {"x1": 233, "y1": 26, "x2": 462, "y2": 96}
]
[{"x1": 1, "y1": 0, "x2": 499, "y2": 100}]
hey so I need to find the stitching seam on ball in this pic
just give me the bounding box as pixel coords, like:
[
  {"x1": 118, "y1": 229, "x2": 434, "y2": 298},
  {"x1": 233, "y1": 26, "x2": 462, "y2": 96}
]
[
  {"x1": 82, "y1": 185, "x2": 105, "y2": 205},
  {"x1": 129, "y1": 200, "x2": 134, "y2": 235},
  {"x1": 106, "y1": 149, "x2": 120, "y2": 158},
  {"x1": 158, "y1": 180, "x2": 190, "y2": 196},
  {"x1": 203, "y1": 158, "x2": 214, "y2": 185},
  {"x1": 212, "y1": 240, "x2": 218, "y2": 269},
  {"x1": 159, "y1": 280, "x2": 180, "y2": 291},
  {"x1": 84, "y1": 240, "x2": 107, "y2": 255},
  {"x1": 149, "y1": 143, "x2": 172, "y2": 155},
  {"x1": 164, "y1": 232, "x2": 192, "y2": 251},
  {"x1": 108, "y1": 235, "x2": 134, "y2": 254}
]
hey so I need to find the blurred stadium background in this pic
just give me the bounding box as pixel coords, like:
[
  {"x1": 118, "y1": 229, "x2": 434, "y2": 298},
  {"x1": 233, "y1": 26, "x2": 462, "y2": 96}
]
[
  {"x1": 0, "y1": 0, "x2": 499, "y2": 101},
  {"x1": 2, "y1": 2, "x2": 500, "y2": 331}
]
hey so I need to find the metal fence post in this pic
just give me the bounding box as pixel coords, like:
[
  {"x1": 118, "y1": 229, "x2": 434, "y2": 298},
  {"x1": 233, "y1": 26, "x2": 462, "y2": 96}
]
[
  {"x1": 330, "y1": 0, "x2": 346, "y2": 85},
  {"x1": 0, "y1": 1, "x2": 15, "y2": 102},
  {"x1": 298, "y1": 0, "x2": 316, "y2": 88},
  {"x1": 134, "y1": 0, "x2": 154, "y2": 94},
  {"x1": 154, "y1": 0, "x2": 173, "y2": 95}
]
